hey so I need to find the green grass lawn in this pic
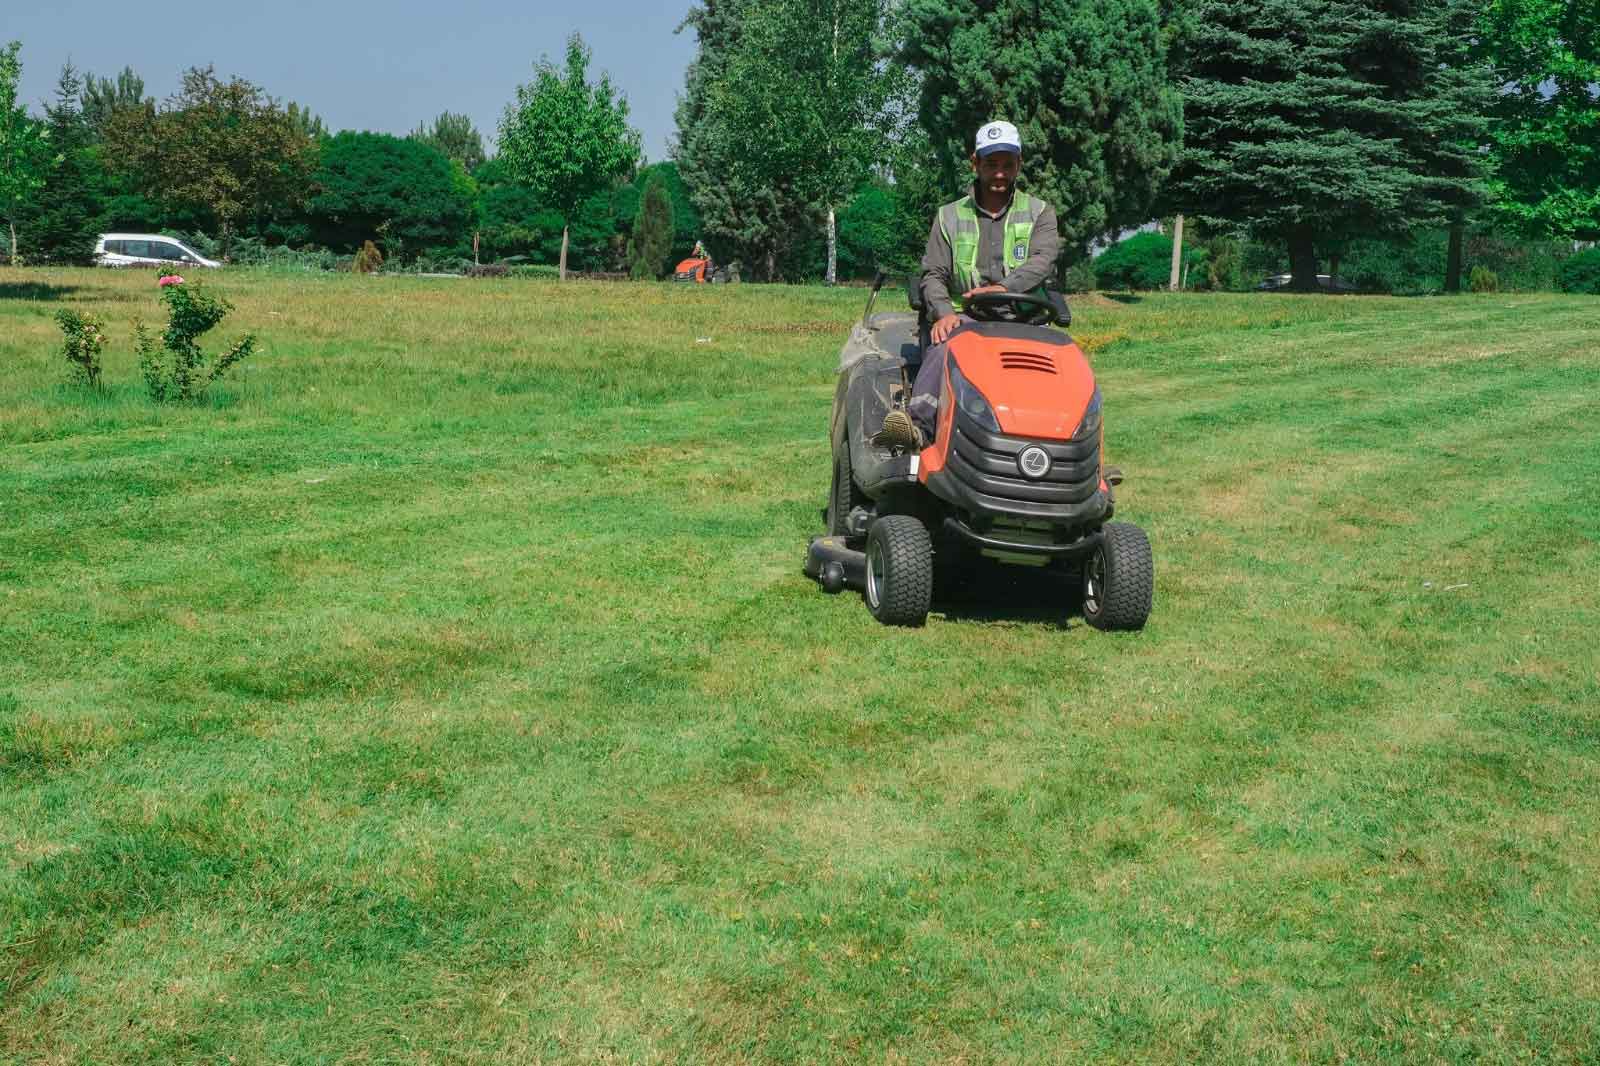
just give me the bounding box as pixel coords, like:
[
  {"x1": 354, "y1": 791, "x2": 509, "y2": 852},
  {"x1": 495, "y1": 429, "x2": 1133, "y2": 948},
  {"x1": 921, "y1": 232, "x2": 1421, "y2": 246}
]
[{"x1": 3, "y1": 267, "x2": 1598, "y2": 1064}]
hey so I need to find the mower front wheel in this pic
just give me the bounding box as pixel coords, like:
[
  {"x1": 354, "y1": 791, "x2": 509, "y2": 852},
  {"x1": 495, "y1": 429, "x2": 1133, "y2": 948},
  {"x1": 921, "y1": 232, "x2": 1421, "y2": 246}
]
[
  {"x1": 828, "y1": 437, "x2": 868, "y2": 537},
  {"x1": 864, "y1": 515, "x2": 933, "y2": 627},
  {"x1": 1082, "y1": 522, "x2": 1154, "y2": 631}
]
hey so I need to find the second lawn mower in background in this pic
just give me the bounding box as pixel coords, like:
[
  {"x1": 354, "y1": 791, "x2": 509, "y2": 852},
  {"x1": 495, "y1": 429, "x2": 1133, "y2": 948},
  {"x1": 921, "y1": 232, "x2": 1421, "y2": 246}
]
[{"x1": 674, "y1": 241, "x2": 738, "y2": 284}]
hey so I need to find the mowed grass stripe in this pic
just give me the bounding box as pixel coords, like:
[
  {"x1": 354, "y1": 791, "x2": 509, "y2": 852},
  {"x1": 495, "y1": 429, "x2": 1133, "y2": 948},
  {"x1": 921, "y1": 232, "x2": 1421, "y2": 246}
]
[{"x1": 4, "y1": 269, "x2": 1600, "y2": 1062}]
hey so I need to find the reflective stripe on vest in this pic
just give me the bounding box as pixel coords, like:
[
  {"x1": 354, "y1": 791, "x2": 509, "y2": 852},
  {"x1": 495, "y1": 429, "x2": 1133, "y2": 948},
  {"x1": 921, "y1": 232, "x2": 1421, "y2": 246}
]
[{"x1": 938, "y1": 193, "x2": 1038, "y2": 311}]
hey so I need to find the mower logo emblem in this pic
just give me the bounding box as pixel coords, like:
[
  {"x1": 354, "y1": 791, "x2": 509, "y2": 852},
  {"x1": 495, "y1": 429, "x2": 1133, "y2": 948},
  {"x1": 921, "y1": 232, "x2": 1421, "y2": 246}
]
[{"x1": 1018, "y1": 446, "x2": 1052, "y2": 479}]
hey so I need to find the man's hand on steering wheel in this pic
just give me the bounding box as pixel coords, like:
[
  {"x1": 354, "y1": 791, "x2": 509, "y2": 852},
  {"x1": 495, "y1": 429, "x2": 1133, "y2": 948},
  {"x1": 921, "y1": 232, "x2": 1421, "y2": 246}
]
[
  {"x1": 933, "y1": 286, "x2": 1009, "y2": 344},
  {"x1": 964, "y1": 284, "x2": 1007, "y2": 300}
]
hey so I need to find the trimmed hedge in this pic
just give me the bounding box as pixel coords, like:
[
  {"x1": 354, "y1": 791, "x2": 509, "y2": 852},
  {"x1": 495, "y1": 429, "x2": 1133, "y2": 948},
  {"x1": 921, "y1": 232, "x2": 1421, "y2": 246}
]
[{"x1": 1094, "y1": 231, "x2": 1206, "y2": 291}]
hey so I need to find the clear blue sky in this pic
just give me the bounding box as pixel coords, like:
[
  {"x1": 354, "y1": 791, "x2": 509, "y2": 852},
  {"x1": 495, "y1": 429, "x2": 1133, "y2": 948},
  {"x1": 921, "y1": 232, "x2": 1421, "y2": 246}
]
[{"x1": 7, "y1": 1, "x2": 700, "y2": 161}]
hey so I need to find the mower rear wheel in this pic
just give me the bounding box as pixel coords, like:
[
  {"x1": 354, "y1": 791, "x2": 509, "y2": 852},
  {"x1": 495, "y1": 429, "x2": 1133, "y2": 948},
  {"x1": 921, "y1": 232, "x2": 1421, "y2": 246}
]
[
  {"x1": 828, "y1": 438, "x2": 868, "y2": 537},
  {"x1": 865, "y1": 515, "x2": 933, "y2": 627},
  {"x1": 1082, "y1": 522, "x2": 1154, "y2": 631}
]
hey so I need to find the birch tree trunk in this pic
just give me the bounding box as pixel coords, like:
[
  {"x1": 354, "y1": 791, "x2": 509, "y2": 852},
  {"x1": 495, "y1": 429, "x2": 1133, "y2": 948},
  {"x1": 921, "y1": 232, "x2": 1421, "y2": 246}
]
[
  {"x1": 8, "y1": 219, "x2": 15, "y2": 266},
  {"x1": 559, "y1": 224, "x2": 570, "y2": 281},
  {"x1": 1168, "y1": 214, "x2": 1184, "y2": 291},
  {"x1": 826, "y1": 206, "x2": 837, "y2": 286}
]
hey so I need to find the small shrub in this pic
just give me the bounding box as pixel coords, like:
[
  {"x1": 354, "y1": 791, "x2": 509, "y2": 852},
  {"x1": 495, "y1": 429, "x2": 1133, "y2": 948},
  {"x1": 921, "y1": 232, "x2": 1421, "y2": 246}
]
[
  {"x1": 353, "y1": 240, "x2": 384, "y2": 274},
  {"x1": 1199, "y1": 235, "x2": 1245, "y2": 291},
  {"x1": 54, "y1": 309, "x2": 106, "y2": 387},
  {"x1": 135, "y1": 284, "x2": 257, "y2": 403},
  {"x1": 1468, "y1": 266, "x2": 1500, "y2": 293},
  {"x1": 1465, "y1": 231, "x2": 1572, "y2": 291},
  {"x1": 1556, "y1": 248, "x2": 1600, "y2": 294},
  {"x1": 1061, "y1": 260, "x2": 1097, "y2": 293}
]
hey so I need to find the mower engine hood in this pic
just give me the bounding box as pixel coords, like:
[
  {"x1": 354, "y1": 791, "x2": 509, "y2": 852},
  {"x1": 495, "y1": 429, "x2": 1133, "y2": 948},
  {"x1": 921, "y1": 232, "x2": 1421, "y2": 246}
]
[{"x1": 949, "y1": 329, "x2": 1097, "y2": 440}]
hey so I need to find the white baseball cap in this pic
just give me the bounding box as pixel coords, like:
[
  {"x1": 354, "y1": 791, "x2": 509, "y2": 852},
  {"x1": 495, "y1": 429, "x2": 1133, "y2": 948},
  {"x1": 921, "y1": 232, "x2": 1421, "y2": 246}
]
[{"x1": 975, "y1": 120, "x2": 1021, "y2": 157}]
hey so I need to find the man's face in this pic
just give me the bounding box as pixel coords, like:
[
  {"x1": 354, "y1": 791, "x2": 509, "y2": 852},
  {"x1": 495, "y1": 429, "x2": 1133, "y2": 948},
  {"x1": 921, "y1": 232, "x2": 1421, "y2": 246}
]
[{"x1": 972, "y1": 150, "x2": 1020, "y2": 198}]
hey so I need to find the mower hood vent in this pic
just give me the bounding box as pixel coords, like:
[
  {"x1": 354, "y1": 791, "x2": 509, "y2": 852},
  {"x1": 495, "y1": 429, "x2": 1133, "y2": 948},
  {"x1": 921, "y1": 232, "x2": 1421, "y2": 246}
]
[{"x1": 1000, "y1": 351, "x2": 1057, "y2": 374}]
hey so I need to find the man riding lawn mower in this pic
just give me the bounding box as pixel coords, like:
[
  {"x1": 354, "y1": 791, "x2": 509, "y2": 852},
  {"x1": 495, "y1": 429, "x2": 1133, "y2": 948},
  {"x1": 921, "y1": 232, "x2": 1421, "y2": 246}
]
[{"x1": 805, "y1": 121, "x2": 1155, "y2": 630}]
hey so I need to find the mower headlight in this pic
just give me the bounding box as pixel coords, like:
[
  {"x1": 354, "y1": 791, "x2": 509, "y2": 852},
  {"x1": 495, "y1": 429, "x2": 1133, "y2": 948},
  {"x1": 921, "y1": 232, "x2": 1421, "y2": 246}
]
[
  {"x1": 948, "y1": 358, "x2": 1001, "y2": 433},
  {"x1": 1074, "y1": 387, "x2": 1103, "y2": 441}
]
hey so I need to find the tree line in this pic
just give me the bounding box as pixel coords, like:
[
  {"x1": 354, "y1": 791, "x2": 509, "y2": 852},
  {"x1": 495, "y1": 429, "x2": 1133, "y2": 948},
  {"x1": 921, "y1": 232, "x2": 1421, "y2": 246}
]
[{"x1": 2, "y1": 0, "x2": 1596, "y2": 290}]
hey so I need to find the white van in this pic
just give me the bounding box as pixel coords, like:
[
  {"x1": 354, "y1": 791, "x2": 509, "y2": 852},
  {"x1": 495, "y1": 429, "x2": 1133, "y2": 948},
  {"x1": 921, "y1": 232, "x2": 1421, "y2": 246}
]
[{"x1": 94, "y1": 233, "x2": 220, "y2": 269}]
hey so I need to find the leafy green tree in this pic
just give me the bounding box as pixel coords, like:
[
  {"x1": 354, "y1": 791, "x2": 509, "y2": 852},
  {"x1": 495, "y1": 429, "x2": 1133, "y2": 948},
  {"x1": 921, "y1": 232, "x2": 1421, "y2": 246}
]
[
  {"x1": 473, "y1": 156, "x2": 631, "y2": 270},
  {"x1": 287, "y1": 101, "x2": 329, "y2": 141},
  {"x1": 498, "y1": 34, "x2": 641, "y2": 280},
  {"x1": 713, "y1": 0, "x2": 895, "y2": 283},
  {"x1": 306, "y1": 132, "x2": 474, "y2": 260},
  {"x1": 0, "y1": 41, "x2": 52, "y2": 265},
  {"x1": 837, "y1": 180, "x2": 900, "y2": 278},
  {"x1": 1556, "y1": 247, "x2": 1600, "y2": 293},
  {"x1": 18, "y1": 62, "x2": 105, "y2": 265},
  {"x1": 627, "y1": 175, "x2": 675, "y2": 278},
  {"x1": 104, "y1": 67, "x2": 318, "y2": 257},
  {"x1": 80, "y1": 66, "x2": 147, "y2": 141},
  {"x1": 899, "y1": 0, "x2": 1182, "y2": 260},
  {"x1": 1477, "y1": 0, "x2": 1600, "y2": 240},
  {"x1": 675, "y1": 0, "x2": 764, "y2": 272},
  {"x1": 410, "y1": 111, "x2": 486, "y2": 172},
  {"x1": 1169, "y1": 0, "x2": 1496, "y2": 290}
]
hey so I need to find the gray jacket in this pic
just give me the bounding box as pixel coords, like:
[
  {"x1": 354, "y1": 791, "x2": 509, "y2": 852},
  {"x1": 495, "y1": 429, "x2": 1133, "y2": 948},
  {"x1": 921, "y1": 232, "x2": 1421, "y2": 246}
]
[{"x1": 920, "y1": 187, "x2": 1061, "y2": 320}]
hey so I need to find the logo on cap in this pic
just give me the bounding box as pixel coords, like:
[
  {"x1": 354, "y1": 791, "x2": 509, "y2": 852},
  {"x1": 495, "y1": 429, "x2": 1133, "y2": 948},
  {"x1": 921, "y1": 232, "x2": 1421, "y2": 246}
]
[{"x1": 987, "y1": 126, "x2": 1001, "y2": 140}]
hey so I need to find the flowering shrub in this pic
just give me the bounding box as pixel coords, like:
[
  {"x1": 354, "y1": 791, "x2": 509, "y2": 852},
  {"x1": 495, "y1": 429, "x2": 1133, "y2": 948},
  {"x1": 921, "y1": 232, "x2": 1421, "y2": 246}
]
[
  {"x1": 54, "y1": 309, "x2": 106, "y2": 387},
  {"x1": 135, "y1": 283, "x2": 257, "y2": 403},
  {"x1": 352, "y1": 240, "x2": 384, "y2": 274}
]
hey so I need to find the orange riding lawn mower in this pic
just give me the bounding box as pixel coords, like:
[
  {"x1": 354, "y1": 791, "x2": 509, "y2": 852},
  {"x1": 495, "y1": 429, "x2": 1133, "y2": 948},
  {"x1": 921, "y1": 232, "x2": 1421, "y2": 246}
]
[
  {"x1": 805, "y1": 274, "x2": 1153, "y2": 630},
  {"x1": 673, "y1": 241, "x2": 735, "y2": 284}
]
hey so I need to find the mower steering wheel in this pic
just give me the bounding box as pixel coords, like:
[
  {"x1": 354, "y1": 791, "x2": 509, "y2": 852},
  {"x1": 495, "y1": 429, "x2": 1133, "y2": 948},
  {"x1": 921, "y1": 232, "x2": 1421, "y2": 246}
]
[{"x1": 964, "y1": 289, "x2": 1072, "y2": 327}]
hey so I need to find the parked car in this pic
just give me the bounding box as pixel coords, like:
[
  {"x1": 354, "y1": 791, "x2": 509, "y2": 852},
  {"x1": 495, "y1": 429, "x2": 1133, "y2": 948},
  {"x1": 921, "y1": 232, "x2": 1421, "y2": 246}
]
[
  {"x1": 1255, "y1": 272, "x2": 1357, "y2": 294},
  {"x1": 94, "y1": 234, "x2": 220, "y2": 270}
]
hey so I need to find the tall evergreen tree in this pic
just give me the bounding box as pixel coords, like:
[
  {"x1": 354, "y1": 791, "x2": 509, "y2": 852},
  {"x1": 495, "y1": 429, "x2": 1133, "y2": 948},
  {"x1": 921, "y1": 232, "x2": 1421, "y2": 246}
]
[
  {"x1": 1170, "y1": 0, "x2": 1496, "y2": 290},
  {"x1": 80, "y1": 67, "x2": 148, "y2": 141},
  {"x1": 899, "y1": 0, "x2": 1183, "y2": 260},
  {"x1": 632, "y1": 161, "x2": 702, "y2": 263},
  {"x1": 627, "y1": 175, "x2": 675, "y2": 279},
  {"x1": 410, "y1": 112, "x2": 486, "y2": 172},
  {"x1": 287, "y1": 101, "x2": 329, "y2": 142},
  {"x1": 19, "y1": 62, "x2": 105, "y2": 264}
]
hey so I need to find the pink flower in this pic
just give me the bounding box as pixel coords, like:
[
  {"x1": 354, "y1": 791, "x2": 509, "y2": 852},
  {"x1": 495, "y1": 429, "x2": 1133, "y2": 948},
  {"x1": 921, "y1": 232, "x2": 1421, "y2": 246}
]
[{"x1": 158, "y1": 274, "x2": 185, "y2": 287}]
